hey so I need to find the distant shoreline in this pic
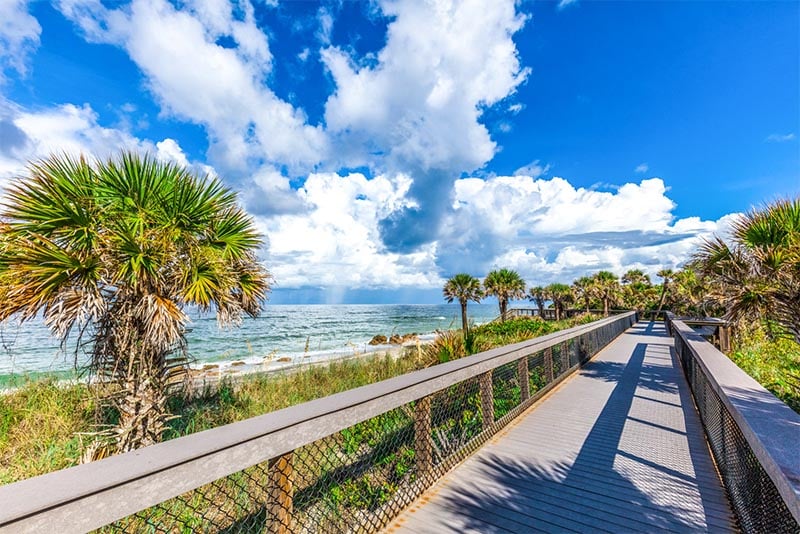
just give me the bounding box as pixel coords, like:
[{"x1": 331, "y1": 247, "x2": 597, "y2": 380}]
[
  {"x1": 0, "y1": 302, "x2": 495, "y2": 379},
  {"x1": 0, "y1": 334, "x2": 436, "y2": 394}
]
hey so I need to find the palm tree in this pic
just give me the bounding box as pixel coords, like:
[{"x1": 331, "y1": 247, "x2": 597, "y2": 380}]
[
  {"x1": 572, "y1": 276, "x2": 593, "y2": 312},
  {"x1": 621, "y1": 269, "x2": 653, "y2": 312},
  {"x1": 484, "y1": 268, "x2": 526, "y2": 321},
  {"x1": 670, "y1": 267, "x2": 712, "y2": 317},
  {"x1": 443, "y1": 274, "x2": 483, "y2": 333},
  {"x1": 621, "y1": 269, "x2": 650, "y2": 287},
  {"x1": 546, "y1": 283, "x2": 573, "y2": 320},
  {"x1": 0, "y1": 152, "x2": 271, "y2": 453},
  {"x1": 591, "y1": 271, "x2": 620, "y2": 316},
  {"x1": 528, "y1": 286, "x2": 546, "y2": 317},
  {"x1": 693, "y1": 198, "x2": 800, "y2": 342},
  {"x1": 654, "y1": 268, "x2": 674, "y2": 318}
]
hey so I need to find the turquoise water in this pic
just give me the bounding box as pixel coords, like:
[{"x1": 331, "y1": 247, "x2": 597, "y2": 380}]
[{"x1": 0, "y1": 303, "x2": 502, "y2": 381}]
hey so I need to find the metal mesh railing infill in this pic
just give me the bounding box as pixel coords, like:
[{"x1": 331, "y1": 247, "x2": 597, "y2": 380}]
[
  {"x1": 670, "y1": 318, "x2": 800, "y2": 534},
  {"x1": 76, "y1": 313, "x2": 634, "y2": 533}
]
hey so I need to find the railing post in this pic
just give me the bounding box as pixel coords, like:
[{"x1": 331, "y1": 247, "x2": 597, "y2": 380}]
[
  {"x1": 267, "y1": 451, "x2": 294, "y2": 534},
  {"x1": 718, "y1": 325, "x2": 731, "y2": 353},
  {"x1": 518, "y1": 356, "x2": 530, "y2": 402},
  {"x1": 479, "y1": 371, "x2": 494, "y2": 428},
  {"x1": 414, "y1": 396, "x2": 433, "y2": 478},
  {"x1": 561, "y1": 341, "x2": 570, "y2": 370},
  {"x1": 544, "y1": 347, "x2": 554, "y2": 383}
]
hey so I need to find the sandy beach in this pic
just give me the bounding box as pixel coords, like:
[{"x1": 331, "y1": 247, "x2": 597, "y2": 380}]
[{"x1": 186, "y1": 334, "x2": 434, "y2": 393}]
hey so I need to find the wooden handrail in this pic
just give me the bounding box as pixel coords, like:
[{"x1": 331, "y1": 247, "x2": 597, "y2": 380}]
[{"x1": 668, "y1": 316, "x2": 800, "y2": 525}]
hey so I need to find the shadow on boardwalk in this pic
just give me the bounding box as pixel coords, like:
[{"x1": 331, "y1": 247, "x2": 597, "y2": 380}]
[{"x1": 433, "y1": 331, "x2": 734, "y2": 533}]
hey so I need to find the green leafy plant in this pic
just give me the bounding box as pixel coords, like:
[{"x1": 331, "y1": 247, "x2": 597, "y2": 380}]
[{"x1": 0, "y1": 152, "x2": 271, "y2": 454}]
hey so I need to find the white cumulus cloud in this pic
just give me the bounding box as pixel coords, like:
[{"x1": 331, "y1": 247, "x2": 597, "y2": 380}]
[
  {"x1": 250, "y1": 172, "x2": 732, "y2": 291},
  {"x1": 322, "y1": 0, "x2": 530, "y2": 173},
  {"x1": 0, "y1": 100, "x2": 200, "y2": 189},
  {"x1": 257, "y1": 172, "x2": 441, "y2": 289},
  {"x1": 57, "y1": 0, "x2": 328, "y2": 177},
  {"x1": 436, "y1": 175, "x2": 724, "y2": 284},
  {"x1": 0, "y1": 0, "x2": 42, "y2": 81}
]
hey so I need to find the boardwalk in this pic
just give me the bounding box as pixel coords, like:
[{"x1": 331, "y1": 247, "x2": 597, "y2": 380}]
[{"x1": 386, "y1": 321, "x2": 737, "y2": 533}]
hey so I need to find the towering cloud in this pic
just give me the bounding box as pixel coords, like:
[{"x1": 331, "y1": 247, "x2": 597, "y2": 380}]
[{"x1": 322, "y1": 0, "x2": 529, "y2": 250}]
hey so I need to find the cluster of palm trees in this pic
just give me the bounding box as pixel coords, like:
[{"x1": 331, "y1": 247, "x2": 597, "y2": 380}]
[
  {"x1": 443, "y1": 269, "x2": 525, "y2": 332},
  {"x1": 444, "y1": 198, "x2": 799, "y2": 347},
  {"x1": 693, "y1": 198, "x2": 799, "y2": 343},
  {"x1": 443, "y1": 267, "x2": 675, "y2": 332}
]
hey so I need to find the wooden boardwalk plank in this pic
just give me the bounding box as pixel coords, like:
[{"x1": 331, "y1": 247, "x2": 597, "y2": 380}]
[{"x1": 385, "y1": 321, "x2": 737, "y2": 533}]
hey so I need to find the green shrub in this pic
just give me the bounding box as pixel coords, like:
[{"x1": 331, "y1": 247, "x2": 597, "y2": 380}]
[
  {"x1": 730, "y1": 324, "x2": 800, "y2": 413},
  {"x1": 420, "y1": 330, "x2": 466, "y2": 365},
  {"x1": 468, "y1": 317, "x2": 556, "y2": 353}
]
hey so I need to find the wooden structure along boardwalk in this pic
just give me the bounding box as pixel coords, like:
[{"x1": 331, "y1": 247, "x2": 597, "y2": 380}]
[{"x1": 386, "y1": 321, "x2": 738, "y2": 533}]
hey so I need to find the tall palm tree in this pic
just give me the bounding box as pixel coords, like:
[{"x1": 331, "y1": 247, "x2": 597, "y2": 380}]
[
  {"x1": 528, "y1": 286, "x2": 546, "y2": 317},
  {"x1": 0, "y1": 152, "x2": 271, "y2": 453},
  {"x1": 546, "y1": 283, "x2": 573, "y2": 321},
  {"x1": 591, "y1": 271, "x2": 620, "y2": 317},
  {"x1": 443, "y1": 274, "x2": 483, "y2": 333},
  {"x1": 572, "y1": 276, "x2": 593, "y2": 312},
  {"x1": 654, "y1": 268, "x2": 674, "y2": 318},
  {"x1": 693, "y1": 198, "x2": 800, "y2": 342},
  {"x1": 484, "y1": 268, "x2": 526, "y2": 321}
]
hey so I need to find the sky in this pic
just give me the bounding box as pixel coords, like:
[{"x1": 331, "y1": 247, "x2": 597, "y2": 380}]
[{"x1": 0, "y1": 0, "x2": 798, "y2": 304}]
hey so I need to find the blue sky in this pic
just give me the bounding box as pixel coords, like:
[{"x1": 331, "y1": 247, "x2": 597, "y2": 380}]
[{"x1": 0, "y1": 0, "x2": 797, "y2": 304}]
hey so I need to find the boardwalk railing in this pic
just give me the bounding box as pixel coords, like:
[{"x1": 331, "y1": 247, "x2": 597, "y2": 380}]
[
  {"x1": 0, "y1": 312, "x2": 637, "y2": 533},
  {"x1": 670, "y1": 315, "x2": 733, "y2": 353},
  {"x1": 667, "y1": 314, "x2": 800, "y2": 533}
]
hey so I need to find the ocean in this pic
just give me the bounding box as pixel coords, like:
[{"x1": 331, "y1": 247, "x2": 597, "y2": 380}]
[{"x1": 0, "y1": 303, "x2": 502, "y2": 382}]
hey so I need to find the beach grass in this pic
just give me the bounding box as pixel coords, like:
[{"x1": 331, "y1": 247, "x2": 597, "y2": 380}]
[
  {"x1": 0, "y1": 380, "x2": 96, "y2": 484},
  {"x1": 165, "y1": 353, "x2": 422, "y2": 440}
]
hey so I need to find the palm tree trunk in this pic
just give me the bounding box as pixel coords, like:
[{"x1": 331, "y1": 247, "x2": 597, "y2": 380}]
[
  {"x1": 116, "y1": 369, "x2": 169, "y2": 452},
  {"x1": 460, "y1": 300, "x2": 469, "y2": 332},
  {"x1": 499, "y1": 299, "x2": 507, "y2": 322},
  {"x1": 603, "y1": 298, "x2": 609, "y2": 317},
  {"x1": 654, "y1": 284, "x2": 668, "y2": 319}
]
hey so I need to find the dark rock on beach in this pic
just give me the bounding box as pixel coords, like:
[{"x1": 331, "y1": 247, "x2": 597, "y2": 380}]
[{"x1": 368, "y1": 335, "x2": 388, "y2": 345}]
